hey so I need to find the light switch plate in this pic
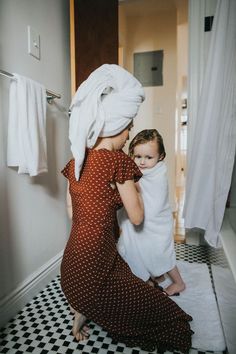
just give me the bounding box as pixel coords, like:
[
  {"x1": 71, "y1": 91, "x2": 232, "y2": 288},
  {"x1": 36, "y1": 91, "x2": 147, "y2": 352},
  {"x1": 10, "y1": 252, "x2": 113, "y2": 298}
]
[{"x1": 28, "y1": 25, "x2": 40, "y2": 60}]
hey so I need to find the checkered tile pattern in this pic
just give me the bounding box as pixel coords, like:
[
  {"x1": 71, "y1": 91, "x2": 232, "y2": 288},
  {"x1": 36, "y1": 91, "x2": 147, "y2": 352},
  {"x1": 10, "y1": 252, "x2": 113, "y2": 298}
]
[
  {"x1": 0, "y1": 243, "x2": 228, "y2": 354},
  {"x1": 174, "y1": 243, "x2": 228, "y2": 267}
]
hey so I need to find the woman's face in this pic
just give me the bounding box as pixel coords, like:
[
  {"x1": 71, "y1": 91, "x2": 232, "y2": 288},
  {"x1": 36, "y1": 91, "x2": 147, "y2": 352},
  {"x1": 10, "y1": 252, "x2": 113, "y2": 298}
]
[{"x1": 113, "y1": 123, "x2": 133, "y2": 150}]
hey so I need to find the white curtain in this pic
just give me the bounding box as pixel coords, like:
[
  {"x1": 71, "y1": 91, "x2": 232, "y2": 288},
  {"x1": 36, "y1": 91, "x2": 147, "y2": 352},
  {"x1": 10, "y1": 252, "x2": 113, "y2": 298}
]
[{"x1": 184, "y1": 0, "x2": 236, "y2": 247}]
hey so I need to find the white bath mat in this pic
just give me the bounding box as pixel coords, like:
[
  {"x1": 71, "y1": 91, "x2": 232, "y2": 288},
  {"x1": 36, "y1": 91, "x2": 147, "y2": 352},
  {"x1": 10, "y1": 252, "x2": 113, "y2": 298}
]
[
  {"x1": 211, "y1": 264, "x2": 236, "y2": 354},
  {"x1": 159, "y1": 260, "x2": 226, "y2": 352}
]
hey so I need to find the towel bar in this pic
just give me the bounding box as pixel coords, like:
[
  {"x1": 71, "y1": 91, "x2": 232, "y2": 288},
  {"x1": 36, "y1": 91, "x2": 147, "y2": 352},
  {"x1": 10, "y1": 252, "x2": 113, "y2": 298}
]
[{"x1": 0, "y1": 69, "x2": 61, "y2": 103}]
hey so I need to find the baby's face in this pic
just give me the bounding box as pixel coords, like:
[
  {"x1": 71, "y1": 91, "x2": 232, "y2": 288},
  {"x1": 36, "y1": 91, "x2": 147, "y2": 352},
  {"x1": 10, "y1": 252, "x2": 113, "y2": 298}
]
[{"x1": 133, "y1": 141, "x2": 160, "y2": 170}]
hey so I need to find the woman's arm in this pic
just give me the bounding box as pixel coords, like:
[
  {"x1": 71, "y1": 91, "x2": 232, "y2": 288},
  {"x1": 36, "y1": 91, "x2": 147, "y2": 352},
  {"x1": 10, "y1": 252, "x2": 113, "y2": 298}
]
[
  {"x1": 116, "y1": 180, "x2": 144, "y2": 225},
  {"x1": 66, "y1": 182, "x2": 72, "y2": 219}
]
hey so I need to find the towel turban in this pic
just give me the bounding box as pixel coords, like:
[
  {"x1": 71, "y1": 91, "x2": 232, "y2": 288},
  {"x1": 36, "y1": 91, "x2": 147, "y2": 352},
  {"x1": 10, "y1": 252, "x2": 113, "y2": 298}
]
[{"x1": 69, "y1": 64, "x2": 145, "y2": 180}]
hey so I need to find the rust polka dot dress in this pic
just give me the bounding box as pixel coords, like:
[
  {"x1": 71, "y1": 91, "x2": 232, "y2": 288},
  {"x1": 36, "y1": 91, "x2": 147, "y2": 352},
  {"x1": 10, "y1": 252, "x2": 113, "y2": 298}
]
[{"x1": 61, "y1": 149, "x2": 193, "y2": 353}]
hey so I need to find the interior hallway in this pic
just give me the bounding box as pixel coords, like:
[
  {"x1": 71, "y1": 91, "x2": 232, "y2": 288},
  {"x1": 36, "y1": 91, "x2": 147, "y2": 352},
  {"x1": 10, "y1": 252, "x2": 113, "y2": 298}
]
[{"x1": 174, "y1": 184, "x2": 186, "y2": 244}]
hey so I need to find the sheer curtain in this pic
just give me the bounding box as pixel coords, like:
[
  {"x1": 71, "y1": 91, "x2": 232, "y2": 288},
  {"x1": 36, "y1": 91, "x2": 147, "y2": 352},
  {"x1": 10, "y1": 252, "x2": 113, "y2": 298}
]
[{"x1": 184, "y1": 0, "x2": 236, "y2": 247}]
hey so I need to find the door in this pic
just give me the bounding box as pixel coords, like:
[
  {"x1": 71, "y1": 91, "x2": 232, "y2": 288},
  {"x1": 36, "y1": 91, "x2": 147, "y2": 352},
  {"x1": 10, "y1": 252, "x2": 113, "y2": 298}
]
[{"x1": 70, "y1": 0, "x2": 118, "y2": 93}]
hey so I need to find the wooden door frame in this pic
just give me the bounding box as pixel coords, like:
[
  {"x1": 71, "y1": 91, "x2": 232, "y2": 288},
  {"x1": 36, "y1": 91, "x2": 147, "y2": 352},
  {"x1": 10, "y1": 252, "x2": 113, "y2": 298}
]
[{"x1": 70, "y1": 0, "x2": 76, "y2": 96}]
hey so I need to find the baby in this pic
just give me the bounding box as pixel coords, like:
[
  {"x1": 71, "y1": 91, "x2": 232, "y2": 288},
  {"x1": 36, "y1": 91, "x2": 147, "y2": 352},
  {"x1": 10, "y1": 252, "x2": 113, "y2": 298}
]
[{"x1": 117, "y1": 129, "x2": 185, "y2": 296}]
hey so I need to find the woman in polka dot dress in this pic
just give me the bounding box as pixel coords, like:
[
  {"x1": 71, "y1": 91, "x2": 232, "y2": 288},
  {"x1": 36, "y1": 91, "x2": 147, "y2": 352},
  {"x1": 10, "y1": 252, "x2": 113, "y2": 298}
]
[{"x1": 60, "y1": 64, "x2": 193, "y2": 353}]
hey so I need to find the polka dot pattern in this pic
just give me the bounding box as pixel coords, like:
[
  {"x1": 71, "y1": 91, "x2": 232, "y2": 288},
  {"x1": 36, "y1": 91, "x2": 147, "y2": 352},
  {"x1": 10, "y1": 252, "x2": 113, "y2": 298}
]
[{"x1": 60, "y1": 148, "x2": 193, "y2": 353}]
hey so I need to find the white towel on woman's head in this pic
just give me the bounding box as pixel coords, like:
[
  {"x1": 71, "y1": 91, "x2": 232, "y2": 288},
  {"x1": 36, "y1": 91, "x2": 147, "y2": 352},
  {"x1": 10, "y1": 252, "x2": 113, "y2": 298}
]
[
  {"x1": 69, "y1": 64, "x2": 145, "y2": 180},
  {"x1": 7, "y1": 74, "x2": 47, "y2": 176}
]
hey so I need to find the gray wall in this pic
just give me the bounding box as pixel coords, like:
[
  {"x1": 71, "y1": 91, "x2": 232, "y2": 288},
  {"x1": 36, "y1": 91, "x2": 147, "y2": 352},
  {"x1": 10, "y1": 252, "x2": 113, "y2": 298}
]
[
  {"x1": 0, "y1": 0, "x2": 71, "y2": 326},
  {"x1": 230, "y1": 156, "x2": 236, "y2": 208}
]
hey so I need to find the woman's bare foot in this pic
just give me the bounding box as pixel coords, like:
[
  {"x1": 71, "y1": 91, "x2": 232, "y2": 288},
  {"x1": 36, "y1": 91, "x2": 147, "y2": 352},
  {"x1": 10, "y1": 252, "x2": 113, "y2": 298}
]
[
  {"x1": 70, "y1": 305, "x2": 76, "y2": 314},
  {"x1": 72, "y1": 311, "x2": 89, "y2": 341},
  {"x1": 164, "y1": 282, "x2": 185, "y2": 296}
]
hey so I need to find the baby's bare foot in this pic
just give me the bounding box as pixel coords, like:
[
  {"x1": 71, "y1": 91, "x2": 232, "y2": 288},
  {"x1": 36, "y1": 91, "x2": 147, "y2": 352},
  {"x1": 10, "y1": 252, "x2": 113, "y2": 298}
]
[
  {"x1": 153, "y1": 274, "x2": 165, "y2": 283},
  {"x1": 72, "y1": 312, "x2": 89, "y2": 341},
  {"x1": 147, "y1": 279, "x2": 155, "y2": 287},
  {"x1": 164, "y1": 282, "x2": 185, "y2": 296}
]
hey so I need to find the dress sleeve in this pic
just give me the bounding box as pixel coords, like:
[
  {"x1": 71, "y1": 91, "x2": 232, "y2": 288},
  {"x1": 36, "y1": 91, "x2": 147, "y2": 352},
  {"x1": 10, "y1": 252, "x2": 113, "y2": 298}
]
[
  {"x1": 61, "y1": 159, "x2": 73, "y2": 180},
  {"x1": 113, "y1": 151, "x2": 142, "y2": 184}
]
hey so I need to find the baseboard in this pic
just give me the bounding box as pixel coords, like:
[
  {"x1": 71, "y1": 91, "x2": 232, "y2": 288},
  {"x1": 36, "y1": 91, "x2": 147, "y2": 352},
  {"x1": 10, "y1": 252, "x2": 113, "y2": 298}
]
[{"x1": 0, "y1": 251, "x2": 63, "y2": 329}]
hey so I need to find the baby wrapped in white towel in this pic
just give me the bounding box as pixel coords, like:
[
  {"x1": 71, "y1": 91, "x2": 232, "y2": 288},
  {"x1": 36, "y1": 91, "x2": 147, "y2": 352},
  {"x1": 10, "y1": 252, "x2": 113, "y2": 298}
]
[{"x1": 117, "y1": 129, "x2": 185, "y2": 296}]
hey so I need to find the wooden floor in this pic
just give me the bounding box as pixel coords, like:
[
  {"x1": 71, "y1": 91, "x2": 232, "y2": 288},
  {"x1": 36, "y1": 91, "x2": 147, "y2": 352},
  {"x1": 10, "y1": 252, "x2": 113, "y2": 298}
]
[{"x1": 174, "y1": 185, "x2": 186, "y2": 244}]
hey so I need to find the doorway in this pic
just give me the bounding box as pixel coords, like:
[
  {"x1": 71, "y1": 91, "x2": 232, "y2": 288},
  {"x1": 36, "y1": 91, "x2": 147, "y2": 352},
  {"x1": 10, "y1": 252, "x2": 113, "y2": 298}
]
[{"x1": 119, "y1": 0, "x2": 188, "y2": 243}]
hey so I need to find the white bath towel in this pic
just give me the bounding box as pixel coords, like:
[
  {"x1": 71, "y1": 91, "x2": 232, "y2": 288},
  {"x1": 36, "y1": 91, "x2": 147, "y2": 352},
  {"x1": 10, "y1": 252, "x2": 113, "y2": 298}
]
[
  {"x1": 7, "y1": 73, "x2": 47, "y2": 176},
  {"x1": 160, "y1": 261, "x2": 226, "y2": 352},
  {"x1": 117, "y1": 161, "x2": 176, "y2": 281},
  {"x1": 69, "y1": 64, "x2": 145, "y2": 180}
]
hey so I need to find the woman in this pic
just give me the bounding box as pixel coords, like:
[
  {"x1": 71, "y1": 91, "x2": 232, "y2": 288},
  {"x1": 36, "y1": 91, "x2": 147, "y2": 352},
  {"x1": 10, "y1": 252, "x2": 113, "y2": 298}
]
[{"x1": 61, "y1": 64, "x2": 193, "y2": 353}]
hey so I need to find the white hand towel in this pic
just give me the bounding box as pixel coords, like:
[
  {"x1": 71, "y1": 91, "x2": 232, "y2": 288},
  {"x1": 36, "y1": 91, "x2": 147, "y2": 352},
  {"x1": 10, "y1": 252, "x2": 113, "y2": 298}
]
[{"x1": 7, "y1": 74, "x2": 47, "y2": 176}]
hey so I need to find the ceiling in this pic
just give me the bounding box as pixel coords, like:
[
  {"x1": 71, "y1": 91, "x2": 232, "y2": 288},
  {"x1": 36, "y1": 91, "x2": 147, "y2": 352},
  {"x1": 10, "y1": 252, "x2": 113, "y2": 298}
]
[{"x1": 119, "y1": 0, "x2": 188, "y2": 22}]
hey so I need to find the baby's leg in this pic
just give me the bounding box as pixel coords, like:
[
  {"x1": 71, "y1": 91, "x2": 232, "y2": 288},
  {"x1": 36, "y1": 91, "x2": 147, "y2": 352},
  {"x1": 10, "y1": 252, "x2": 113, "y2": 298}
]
[
  {"x1": 147, "y1": 277, "x2": 165, "y2": 292},
  {"x1": 152, "y1": 274, "x2": 165, "y2": 284},
  {"x1": 165, "y1": 266, "x2": 185, "y2": 296},
  {"x1": 147, "y1": 278, "x2": 155, "y2": 287},
  {"x1": 70, "y1": 306, "x2": 89, "y2": 341}
]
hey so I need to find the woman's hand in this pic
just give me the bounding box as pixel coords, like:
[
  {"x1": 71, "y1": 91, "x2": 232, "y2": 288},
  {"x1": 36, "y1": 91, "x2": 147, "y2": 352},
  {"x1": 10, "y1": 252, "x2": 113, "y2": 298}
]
[
  {"x1": 135, "y1": 181, "x2": 141, "y2": 193},
  {"x1": 66, "y1": 182, "x2": 72, "y2": 220},
  {"x1": 116, "y1": 180, "x2": 144, "y2": 225}
]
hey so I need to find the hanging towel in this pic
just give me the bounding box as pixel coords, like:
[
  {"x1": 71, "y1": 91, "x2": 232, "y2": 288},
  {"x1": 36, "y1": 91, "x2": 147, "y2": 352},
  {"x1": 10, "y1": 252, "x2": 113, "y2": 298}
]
[
  {"x1": 69, "y1": 64, "x2": 145, "y2": 180},
  {"x1": 117, "y1": 161, "x2": 176, "y2": 281},
  {"x1": 7, "y1": 73, "x2": 47, "y2": 176}
]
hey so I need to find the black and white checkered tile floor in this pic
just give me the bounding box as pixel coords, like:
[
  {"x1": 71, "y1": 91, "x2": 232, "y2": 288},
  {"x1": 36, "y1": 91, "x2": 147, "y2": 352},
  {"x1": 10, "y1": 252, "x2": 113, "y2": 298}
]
[{"x1": 0, "y1": 243, "x2": 228, "y2": 354}]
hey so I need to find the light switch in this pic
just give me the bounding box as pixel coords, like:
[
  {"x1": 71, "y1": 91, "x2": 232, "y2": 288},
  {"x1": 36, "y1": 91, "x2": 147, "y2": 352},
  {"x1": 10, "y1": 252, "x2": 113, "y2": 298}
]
[{"x1": 27, "y1": 26, "x2": 40, "y2": 60}]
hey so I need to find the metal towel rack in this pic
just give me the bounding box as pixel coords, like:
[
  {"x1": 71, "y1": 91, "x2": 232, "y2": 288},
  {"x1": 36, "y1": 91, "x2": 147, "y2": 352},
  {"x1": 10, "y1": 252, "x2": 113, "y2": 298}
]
[{"x1": 0, "y1": 69, "x2": 61, "y2": 103}]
